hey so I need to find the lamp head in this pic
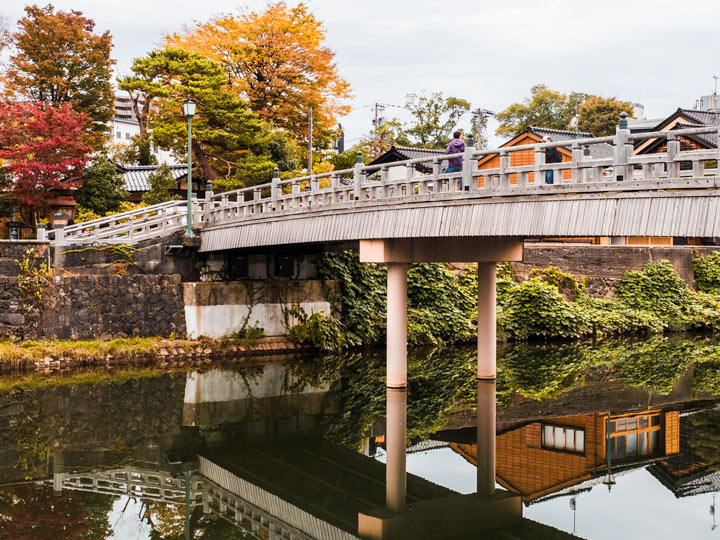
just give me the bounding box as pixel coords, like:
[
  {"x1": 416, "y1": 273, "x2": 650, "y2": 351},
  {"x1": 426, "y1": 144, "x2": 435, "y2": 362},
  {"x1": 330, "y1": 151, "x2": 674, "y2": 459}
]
[{"x1": 183, "y1": 100, "x2": 197, "y2": 118}]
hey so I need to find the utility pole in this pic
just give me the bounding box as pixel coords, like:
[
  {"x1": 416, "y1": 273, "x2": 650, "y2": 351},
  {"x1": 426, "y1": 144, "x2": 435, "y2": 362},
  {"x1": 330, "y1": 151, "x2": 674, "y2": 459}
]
[
  {"x1": 308, "y1": 105, "x2": 313, "y2": 174},
  {"x1": 471, "y1": 108, "x2": 496, "y2": 149}
]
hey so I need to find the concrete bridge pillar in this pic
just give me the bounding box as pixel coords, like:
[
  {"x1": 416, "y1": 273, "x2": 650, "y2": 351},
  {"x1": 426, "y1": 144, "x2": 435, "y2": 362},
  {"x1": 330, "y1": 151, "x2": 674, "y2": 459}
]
[
  {"x1": 386, "y1": 262, "x2": 408, "y2": 389},
  {"x1": 477, "y1": 262, "x2": 496, "y2": 380}
]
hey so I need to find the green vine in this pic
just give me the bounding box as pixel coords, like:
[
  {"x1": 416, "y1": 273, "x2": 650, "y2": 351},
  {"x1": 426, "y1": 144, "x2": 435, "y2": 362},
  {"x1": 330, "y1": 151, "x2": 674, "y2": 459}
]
[
  {"x1": 16, "y1": 248, "x2": 50, "y2": 335},
  {"x1": 694, "y1": 251, "x2": 720, "y2": 294}
]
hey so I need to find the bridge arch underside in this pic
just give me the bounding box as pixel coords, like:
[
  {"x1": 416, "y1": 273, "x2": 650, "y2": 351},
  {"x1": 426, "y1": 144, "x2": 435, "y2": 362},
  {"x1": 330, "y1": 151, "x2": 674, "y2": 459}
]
[{"x1": 199, "y1": 190, "x2": 720, "y2": 253}]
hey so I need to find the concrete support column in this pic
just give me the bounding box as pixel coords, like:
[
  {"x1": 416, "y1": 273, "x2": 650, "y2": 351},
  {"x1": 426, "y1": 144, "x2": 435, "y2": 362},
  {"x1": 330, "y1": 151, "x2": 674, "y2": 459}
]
[
  {"x1": 477, "y1": 262, "x2": 496, "y2": 379},
  {"x1": 476, "y1": 379, "x2": 496, "y2": 497},
  {"x1": 387, "y1": 262, "x2": 407, "y2": 388},
  {"x1": 386, "y1": 387, "x2": 407, "y2": 512}
]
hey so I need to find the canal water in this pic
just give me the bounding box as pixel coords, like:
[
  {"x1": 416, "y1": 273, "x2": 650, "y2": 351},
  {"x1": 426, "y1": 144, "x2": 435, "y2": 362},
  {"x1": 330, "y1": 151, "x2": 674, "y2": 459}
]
[{"x1": 1, "y1": 334, "x2": 720, "y2": 539}]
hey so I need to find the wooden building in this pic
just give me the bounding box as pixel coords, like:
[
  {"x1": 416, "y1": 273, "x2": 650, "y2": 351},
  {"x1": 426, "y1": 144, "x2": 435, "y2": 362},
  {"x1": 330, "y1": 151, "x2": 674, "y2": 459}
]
[{"x1": 476, "y1": 127, "x2": 614, "y2": 186}]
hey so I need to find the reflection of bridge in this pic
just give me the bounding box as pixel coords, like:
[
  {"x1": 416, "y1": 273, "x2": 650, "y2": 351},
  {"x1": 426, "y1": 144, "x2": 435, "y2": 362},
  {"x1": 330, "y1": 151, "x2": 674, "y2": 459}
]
[{"x1": 54, "y1": 466, "x2": 203, "y2": 506}]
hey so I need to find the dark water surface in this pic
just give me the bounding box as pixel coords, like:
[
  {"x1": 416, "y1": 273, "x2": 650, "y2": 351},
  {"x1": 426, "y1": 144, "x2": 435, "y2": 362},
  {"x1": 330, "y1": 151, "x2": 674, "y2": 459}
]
[{"x1": 1, "y1": 334, "x2": 720, "y2": 539}]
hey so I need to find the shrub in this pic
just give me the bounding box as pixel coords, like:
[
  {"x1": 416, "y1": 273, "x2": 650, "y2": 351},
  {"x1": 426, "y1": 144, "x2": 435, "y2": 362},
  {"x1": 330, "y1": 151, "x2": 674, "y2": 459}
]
[
  {"x1": 694, "y1": 251, "x2": 720, "y2": 294},
  {"x1": 502, "y1": 278, "x2": 585, "y2": 340}
]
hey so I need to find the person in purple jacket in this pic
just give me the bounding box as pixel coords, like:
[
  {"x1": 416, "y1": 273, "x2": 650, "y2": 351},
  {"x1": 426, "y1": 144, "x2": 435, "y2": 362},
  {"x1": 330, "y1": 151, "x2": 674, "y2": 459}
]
[{"x1": 444, "y1": 130, "x2": 466, "y2": 174}]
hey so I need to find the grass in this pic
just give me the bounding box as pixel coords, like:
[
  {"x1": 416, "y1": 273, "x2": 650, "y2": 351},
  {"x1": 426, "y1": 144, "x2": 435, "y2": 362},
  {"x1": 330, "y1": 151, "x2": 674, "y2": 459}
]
[{"x1": 0, "y1": 337, "x2": 200, "y2": 366}]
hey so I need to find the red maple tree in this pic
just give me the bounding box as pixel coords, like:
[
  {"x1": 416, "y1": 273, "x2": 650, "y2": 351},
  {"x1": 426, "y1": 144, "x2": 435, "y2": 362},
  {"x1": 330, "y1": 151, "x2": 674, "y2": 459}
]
[{"x1": 0, "y1": 101, "x2": 90, "y2": 212}]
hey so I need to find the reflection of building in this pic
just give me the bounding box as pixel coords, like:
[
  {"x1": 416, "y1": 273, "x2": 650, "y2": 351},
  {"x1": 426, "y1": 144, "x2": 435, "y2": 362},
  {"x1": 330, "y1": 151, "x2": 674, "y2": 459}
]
[
  {"x1": 451, "y1": 409, "x2": 680, "y2": 502},
  {"x1": 649, "y1": 411, "x2": 720, "y2": 498}
]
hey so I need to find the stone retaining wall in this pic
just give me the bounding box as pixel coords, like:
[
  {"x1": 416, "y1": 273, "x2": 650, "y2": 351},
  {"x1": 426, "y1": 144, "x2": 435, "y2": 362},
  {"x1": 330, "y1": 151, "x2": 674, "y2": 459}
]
[
  {"x1": 0, "y1": 240, "x2": 49, "y2": 277},
  {"x1": 513, "y1": 244, "x2": 720, "y2": 296},
  {"x1": 0, "y1": 274, "x2": 185, "y2": 340}
]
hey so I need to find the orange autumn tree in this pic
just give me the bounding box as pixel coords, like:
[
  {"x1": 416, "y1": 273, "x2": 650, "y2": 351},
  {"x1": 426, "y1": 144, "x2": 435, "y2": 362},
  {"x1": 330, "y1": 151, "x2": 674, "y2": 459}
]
[{"x1": 165, "y1": 2, "x2": 351, "y2": 145}]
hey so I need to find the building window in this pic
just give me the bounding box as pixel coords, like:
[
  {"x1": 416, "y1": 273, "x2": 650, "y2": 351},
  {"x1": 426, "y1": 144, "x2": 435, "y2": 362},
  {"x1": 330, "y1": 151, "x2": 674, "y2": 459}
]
[
  {"x1": 125, "y1": 132, "x2": 131, "y2": 140},
  {"x1": 542, "y1": 425, "x2": 585, "y2": 454},
  {"x1": 607, "y1": 413, "x2": 661, "y2": 460},
  {"x1": 116, "y1": 131, "x2": 121, "y2": 139}
]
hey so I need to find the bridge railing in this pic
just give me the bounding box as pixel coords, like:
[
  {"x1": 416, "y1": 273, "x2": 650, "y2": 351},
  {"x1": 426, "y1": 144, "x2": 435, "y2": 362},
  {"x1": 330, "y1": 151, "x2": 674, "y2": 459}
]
[
  {"x1": 48, "y1": 199, "x2": 204, "y2": 246},
  {"x1": 203, "y1": 124, "x2": 720, "y2": 224},
  {"x1": 50, "y1": 124, "x2": 720, "y2": 246}
]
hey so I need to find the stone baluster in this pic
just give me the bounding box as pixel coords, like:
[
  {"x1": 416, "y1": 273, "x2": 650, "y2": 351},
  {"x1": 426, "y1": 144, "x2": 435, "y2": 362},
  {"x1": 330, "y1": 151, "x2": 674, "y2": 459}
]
[
  {"x1": 534, "y1": 144, "x2": 545, "y2": 186},
  {"x1": 203, "y1": 180, "x2": 214, "y2": 221},
  {"x1": 498, "y1": 150, "x2": 509, "y2": 188},
  {"x1": 353, "y1": 151, "x2": 364, "y2": 200},
  {"x1": 614, "y1": 112, "x2": 631, "y2": 181},
  {"x1": 271, "y1": 167, "x2": 279, "y2": 211},
  {"x1": 462, "y1": 146, "x2": 476, "y2": 191},
  {"x1": 666, "y1": 133, "x2": 680, "y2": 179},
  {"x1": 432, "y1": 158, "x2": 442, "y2": 193},
  {"x1": 571, "y1": 142, "x2": 582, "y2": 183}
]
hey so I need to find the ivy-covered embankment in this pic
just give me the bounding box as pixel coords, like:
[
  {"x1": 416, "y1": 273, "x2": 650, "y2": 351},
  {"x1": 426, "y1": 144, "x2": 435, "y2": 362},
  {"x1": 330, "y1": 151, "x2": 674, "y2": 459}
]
[{"x1": 289, "y1": 250, "x2": 720, "y2": 351}]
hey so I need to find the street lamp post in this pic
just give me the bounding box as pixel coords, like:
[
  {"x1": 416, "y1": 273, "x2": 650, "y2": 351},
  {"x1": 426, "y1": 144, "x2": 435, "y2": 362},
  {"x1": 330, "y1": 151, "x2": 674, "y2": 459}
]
[{"x1": 183, "y1": 100, "x2": 197, "y2": 236}]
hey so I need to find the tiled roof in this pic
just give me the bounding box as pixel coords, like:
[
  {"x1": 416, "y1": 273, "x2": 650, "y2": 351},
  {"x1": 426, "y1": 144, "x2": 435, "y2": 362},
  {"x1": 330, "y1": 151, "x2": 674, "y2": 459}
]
[
  {"x1": 391, "y1": 146, "x2": 445, "y2": 160},
  {"x1": 677, "y1": 108, "x2": 720, "y2": 127},
  {"x1": 674, "y1": 122, "x2": 718, "y2": 148},
  {"x1": 528, "y1": 127, "x2": 614, "y2": 159},
  {"x1": 117, "y1": 165, "x2": 187, "y2": 192},
  {"x1": 627, "y1": 118, "x2": 664, "y2": 132},
  {"x1": 369, "y1": 145, "x2": 448, "y2": 173},
  {"x1": 528, "y1": 126, "x2": 594, "y2": 139}
]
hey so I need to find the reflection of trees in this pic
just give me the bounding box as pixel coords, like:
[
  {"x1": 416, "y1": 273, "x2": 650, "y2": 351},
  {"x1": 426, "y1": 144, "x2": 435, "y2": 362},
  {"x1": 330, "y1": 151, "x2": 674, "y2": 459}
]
[
  {"x1": 0, "y1": 484, "x2": 113, "y2": 539},
  {"x1": 496, "y1": 343, "x2": 589, "y2": 401},
  {"x1": 293, "y1": 335, "x2": 720, "y2": 449},
  {"x1": 291, "y1": 347, "x2": 476, "y2": 449},
  {"x1": 612, "y1": 337, "x2": 698, "y2": 394},
  {"x1": 689, "y1": 411, "x2": 720, "y2": 471},
  {"x1": 142, "y1": 501, "x2": 251, "y2": 539}
]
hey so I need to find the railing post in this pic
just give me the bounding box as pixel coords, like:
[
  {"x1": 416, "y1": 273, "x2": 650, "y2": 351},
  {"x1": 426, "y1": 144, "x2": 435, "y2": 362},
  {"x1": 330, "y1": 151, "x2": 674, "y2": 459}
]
[
  {"x1": 534, "y1": 144, "x2": 545, "y2": 186},
  {"x1": 614, "y1": 112, "x2": 631, "y2": 181},
  {"x1": 582, "y1": 144, "x2": 593, "y2": 182},
  {"x1": 55, "y1": 224, "x2": 65, "y2": 247},
  {"x1": 380, "y1": 165, "x2": 390, "y2": 198},
  {"x1": 462, "y1": 146, "x2": 476, "y2": 191},
  {"x1": 271, "y1": 167, "x2": 279, "y2": 210},
  {"x1": 499, "y1": 150, "x2": 509, "y2": 187},
  {"x1": 353, "y1": 151, "x2": 364, "y2": 200},
  {"x1": 37, "y1": 223, "x2": 47, "y2": 241},
  {"x1": 432, "y1": 158, "x2": 442, "y2": 193},
  {"x1": 666, "y1": 133, "x2": 680, "y2": 179},
  {"x1": 571, "y1": 142, "x2": 582, "y2": 183},
  {"x1": 203, "y1": 180, "x2": 213, "y2": 221}
]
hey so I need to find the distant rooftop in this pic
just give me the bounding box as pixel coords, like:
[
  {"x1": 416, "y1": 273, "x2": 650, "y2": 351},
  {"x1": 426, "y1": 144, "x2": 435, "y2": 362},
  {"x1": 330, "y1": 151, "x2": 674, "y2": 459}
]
[{"x1": 116, "y1": 164, "x2": 186, "y2": 192}]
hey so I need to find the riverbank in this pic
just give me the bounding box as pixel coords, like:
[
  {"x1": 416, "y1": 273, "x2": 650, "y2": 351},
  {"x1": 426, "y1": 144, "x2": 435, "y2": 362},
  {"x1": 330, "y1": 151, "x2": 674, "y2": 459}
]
[{"x1": 0, "y1": 335, "x2": 308, "y2": 371}]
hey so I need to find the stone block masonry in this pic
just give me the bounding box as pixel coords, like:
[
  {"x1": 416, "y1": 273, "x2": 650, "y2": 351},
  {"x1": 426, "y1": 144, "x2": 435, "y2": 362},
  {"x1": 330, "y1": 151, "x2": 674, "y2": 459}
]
[
  {"x1": 0, "y1": 274, "x2": 185, "y2": 340},
  {"x1": 513, "y1": 244, "x2": 720, "y2": 297},
  {"x1": 0, "y1": 240, "x2": 49, "y2": 277}
]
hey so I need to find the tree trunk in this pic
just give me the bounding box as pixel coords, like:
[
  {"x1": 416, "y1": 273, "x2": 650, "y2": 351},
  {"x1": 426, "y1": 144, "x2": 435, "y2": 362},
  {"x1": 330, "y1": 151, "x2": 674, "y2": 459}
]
[{"x1": 192, "y1": 140, "x2": 216, "y2": 182}]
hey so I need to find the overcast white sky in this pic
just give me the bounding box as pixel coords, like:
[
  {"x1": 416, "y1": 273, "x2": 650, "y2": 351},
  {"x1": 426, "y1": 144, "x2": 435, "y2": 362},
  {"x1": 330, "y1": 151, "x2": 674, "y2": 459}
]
[{"x1": 3, "y1": 0, "x2": 720, "y2": 147}]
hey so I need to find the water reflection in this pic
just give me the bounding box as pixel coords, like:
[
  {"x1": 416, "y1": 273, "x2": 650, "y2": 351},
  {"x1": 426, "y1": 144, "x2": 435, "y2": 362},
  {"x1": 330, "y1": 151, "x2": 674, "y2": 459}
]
[{"x1": 1, "y1": 336, "x2": 720, "y2": 538}]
